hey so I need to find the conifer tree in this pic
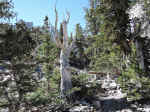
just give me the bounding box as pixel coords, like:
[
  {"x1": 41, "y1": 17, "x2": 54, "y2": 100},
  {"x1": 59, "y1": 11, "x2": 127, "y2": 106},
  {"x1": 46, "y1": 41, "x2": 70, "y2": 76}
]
[
  {"x1": 98, "y1": 0, "x2": 131, "y2": 55},
  {"x1": 84, "y1": 0, "x2": 130, "y2": 72},
  {"x1": 85, "y1": 0, "x2": 101, "y2": 35},
  {"x1": 37, "y1": 16, "x2": 59, "y2": 94},
  {"x1": 75, "y1": 23, "x2": 84, "y2": 39},
  {"x1": 0, "y1": 20, "x2": 39, "y2": 111},
  {"x1": 70, "y1": 23, "x2": 88, "y2": 69},
  {"x1": 0, "y1": 0, "x2": 15, "y2": 21},
  {"x1": 0, "y1": 1, "x2": 40, "y2": 110}
]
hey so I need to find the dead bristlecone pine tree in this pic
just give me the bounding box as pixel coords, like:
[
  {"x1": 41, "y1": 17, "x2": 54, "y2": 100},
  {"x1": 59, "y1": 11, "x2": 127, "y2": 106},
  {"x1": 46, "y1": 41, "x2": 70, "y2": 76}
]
[{"x1": 53, "y1": 8, "x2": 75, "y2": 98}]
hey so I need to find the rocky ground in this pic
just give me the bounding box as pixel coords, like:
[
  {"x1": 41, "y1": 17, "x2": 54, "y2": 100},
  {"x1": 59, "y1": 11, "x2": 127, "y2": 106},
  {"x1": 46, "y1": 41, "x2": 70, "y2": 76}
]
[
  {"x1": 1, "y1": 72, "x2": 150, "y2": 112},
  {"x1": 68, "y1": 73, "x2": 150, "y2": 112}
]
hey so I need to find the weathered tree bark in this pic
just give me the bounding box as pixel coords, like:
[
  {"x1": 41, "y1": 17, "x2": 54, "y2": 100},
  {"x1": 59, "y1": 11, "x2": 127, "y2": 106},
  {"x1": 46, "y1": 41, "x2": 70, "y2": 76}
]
[
  {"x1": 129, "y1": 2, "x2": 146, "y2": 71},
  {"x1": 135, "y1": 39, "x2": 145, "y2": 70},
  {"x1": 54, "y1": 8, "x2": 75, "y2": 97},
  {"x1": 129, "y1": 2, "x2": 150, "y2": 73},
  {"x1": 60, "y1": 49, "x2": 72, "y2": 97}
]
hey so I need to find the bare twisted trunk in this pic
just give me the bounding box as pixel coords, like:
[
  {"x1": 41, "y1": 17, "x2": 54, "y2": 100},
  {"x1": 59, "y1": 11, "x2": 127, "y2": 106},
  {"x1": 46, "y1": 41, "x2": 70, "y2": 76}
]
[
  {"x1": 60, "y1": 50, "x2": 72, "y2": 97},
  {"x1": 54, "y1": 8, "x2": 75, "y2": 97}
]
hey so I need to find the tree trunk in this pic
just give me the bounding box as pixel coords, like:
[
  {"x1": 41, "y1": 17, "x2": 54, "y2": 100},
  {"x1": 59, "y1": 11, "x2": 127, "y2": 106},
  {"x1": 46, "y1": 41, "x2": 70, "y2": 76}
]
[
  {"x1": 60, "y1": 49, "x2": 72, "y2": 97},
  {"x1": 135, "y1": 39, "x2": 145, "y2": 70},
  {"x1": 54, "y1": 8, "x2": 74, "y2": 97}
]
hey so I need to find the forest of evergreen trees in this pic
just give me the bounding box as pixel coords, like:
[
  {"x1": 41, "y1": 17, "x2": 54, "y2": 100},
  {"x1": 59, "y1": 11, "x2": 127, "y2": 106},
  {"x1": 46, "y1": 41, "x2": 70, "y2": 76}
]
[{"x1": 1, "y1": 0, "x2": 150, "y2": 111}]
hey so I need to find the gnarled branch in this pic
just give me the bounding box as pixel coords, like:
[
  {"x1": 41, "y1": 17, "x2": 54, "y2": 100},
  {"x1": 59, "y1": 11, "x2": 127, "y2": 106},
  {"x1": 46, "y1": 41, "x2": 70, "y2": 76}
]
[{"x1": 54, "y1": 7, "x2": 63, "y2": 48}]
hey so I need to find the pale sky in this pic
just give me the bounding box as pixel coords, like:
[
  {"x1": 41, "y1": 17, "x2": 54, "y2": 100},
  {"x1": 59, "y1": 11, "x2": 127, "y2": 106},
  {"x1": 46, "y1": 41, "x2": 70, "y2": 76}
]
[{"x1": 13, "y1": 0, "x2": 89, "y2": 33}]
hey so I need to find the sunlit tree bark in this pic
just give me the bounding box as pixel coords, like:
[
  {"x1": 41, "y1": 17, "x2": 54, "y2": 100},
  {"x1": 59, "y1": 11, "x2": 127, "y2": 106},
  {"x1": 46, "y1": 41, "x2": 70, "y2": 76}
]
[{"x1": 54, "y1": 8, "x2": 75, "y2": 97}]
